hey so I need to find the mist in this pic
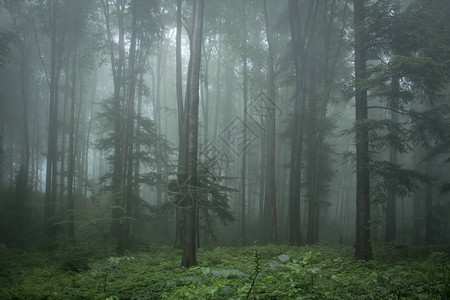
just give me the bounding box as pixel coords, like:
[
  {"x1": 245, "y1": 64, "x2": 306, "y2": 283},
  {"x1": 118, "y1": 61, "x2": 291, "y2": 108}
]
[{"x1": 0, "y1": 0, "x2": 449, "y2": 298}]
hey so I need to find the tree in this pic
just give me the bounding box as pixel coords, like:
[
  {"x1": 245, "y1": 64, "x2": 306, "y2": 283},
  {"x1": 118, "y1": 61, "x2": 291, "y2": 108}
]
[
  {"x1": 287, "y1": 0, "x2": 304, "y2": 246},
  {"x1": 40, "y1": 0, "x2": 72, "y2": 231},
  {"x1": 181, "y1": 0, "x2": 204, "y2": 268},
  {"x1": 175, "y1": 0, "x2": 185, "y2": 248},
  {"x1": 354, "y1": 0, "x2": 373, "y2": 260},
  {"x1": 263, "y1": 0, "x2": 277, "y2": 244},
  {"x1": 287, "y1": 0, "x2": 319, "y2": 246},
  {"x1": 240, "y1": 0, "x2": 248, "y2": 246}
]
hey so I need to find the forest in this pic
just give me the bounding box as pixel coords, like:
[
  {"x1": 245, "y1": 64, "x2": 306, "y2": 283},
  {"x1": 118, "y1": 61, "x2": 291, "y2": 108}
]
[{"x1": 0, "y1": 0, "x2": 449, "y2": 299}]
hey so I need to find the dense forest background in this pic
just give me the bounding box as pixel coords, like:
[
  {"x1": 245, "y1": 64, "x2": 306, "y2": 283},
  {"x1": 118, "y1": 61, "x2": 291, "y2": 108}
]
[{"x1": 0, "y1": 0, "x2": 449, "y2": 268}]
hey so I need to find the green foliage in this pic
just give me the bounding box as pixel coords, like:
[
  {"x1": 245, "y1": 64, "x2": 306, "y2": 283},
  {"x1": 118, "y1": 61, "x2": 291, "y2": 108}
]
[
  {"x1": 1, "y1": 244, "x2": 448, "y2": 299},
  {"x1": 371, "y1": 161, "x2": 432, "y2": 203},
  {"x1": 58, "y1": 247, "x2": 91, "y2": 273},
  {"x1": 342, "y1": 119, "x2": 411, "y2": 154},
  {"x1": 165, "y1": 156, "x2": 235, "y2": 235},
  {"x1": 95, "y1": 97, "x2": 174, "y2": 188}
]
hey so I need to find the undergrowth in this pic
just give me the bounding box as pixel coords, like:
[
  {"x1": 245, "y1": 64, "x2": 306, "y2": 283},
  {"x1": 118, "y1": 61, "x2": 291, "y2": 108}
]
[{"x1": 0, "y1": 242, "x2": 448, "y2": 299}]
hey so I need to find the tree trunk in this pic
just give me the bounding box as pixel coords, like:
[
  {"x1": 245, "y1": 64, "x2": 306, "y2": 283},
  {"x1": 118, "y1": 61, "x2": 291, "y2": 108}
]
[
  {"x1": 103, "y1": 0, "x2": 126, "y2": 255},
  {"x1": 263, "y1": 0, "x2": 277, "y2": 244},
  {"x1": 306, "y1": 65, "x2": 318, "y2": 245},
  {"x1": 354, "y1": 0, "x2": 373, "y2": 260},
  {"x1": 287, "y1": 0, "x2": 304, "y2": 246},
  {"x1": 424, "y1": 184, "x2": 433, "y2": 244},
  {"x1": 240, "y1": 0, "x2": 248, "y2": 246},
  {"x1": 155, "y1": 41, "x2": 164, "y2": 206},
  {"x1": 385, "y1": 110, "x2": 399, "y2": 242},
  {"x1": 68, "y1": 42, "x2": 77, "y2": 243},
  {"x1": 124, "y1": 0, "x2": 138, "y2": 248},
  {"x1": 44, "y1": 0, "x2": 62, "y2": 231},
  {"x1": 60, "y1": 72, "x2": 70, "y2": 214},
  {"x1": 385, "y1": 0, "x2": 401, "y2": 243},
  {"x1": 182, "y1": 0, "x2": 204, "y2": 268},
  {"x1": 175, "y1": 0, "x2": 185, "y2": 249},
  {"x1": 213, "y1": 34, "x2": 221, "y2": 140}
]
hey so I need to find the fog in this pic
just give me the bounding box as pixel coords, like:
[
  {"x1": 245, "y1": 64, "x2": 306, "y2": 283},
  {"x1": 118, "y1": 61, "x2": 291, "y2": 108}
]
[{"x1": 0, "y1": 0, "x2": 449, "y2": 267}]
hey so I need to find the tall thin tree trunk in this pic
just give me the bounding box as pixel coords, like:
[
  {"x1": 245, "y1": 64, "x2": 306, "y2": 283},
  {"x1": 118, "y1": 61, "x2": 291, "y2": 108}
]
[
  {"x1": 240, "y1": 0, "x2": 248, "y2": 246},
  {"x1": 354, "y1": 0, "x2": 373, "y2": 260},
  {"x1": 124, "y1": 0, "x2": 138, "y2": 248},
  {"x1": 103, "y1": 0, "x2": 125, "y2": 254},
  {"x1": 306, "y1": 66, "x2": 318, "y2": 245},
  {"x1": 182, "y1": 0, "x2": 204, "y2": 268},
  {"x1": 68, "y1": 29, "x2": 78, "y2": 243},
  {"x1": 385, "y1": 0, "x2": 401, "y2": 243},
  {"x1": 44, "y1": 0, "x2": 65, "y2": 231},
  {"x1": 263, "y1": 0, "x2": 277, "y2": 244},
  {"x1": 424, "y1": 184, "x2": 433, "y2": 244},
  {"x1": 155, "y1": 41, "x2": 164, "y2": 206},
  {"x1": 175, "y1": 0, "x2": 185, "y2": 249},
  {"x1": 288, "y1": 0, "x2": 305, "y2": 246},
  {"x1": 60, "y1": 71, "x2": 70, "y2": 214},
  {"x1": 213, "y1": 35, "x2": 221, "y2": 140}
]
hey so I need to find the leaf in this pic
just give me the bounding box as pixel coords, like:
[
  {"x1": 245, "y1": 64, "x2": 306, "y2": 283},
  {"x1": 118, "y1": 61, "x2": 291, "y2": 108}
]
[
  {"x1": 278, "y1": 254, "x2": 290, "y2": 262},
  {"x1": 201, "y1": 267, "x2": 211, "y2": 275}
]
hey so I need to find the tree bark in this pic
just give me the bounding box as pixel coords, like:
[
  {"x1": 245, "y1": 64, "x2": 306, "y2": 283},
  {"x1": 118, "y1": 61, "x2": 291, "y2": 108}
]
[
  {"x1": 424, "y1": 184, "x2": 433, "y2": 244},
  {"x1": 240, "y1": 0, "x2": 248, "y2": 246},
  {"x1": 287, "y1": 0, "x2": 304, "y2": 246},
  {"x1": 103, "y1": 0, "x2": 126, "y2": 255},
  {"x1": 68, "y1": 40, "x2": 77, "y2": 243},
  {"x1": 385, "y1": 0, "x2": 401, "y2": 243},
  {"x1": 175, "y1": 0, "x2": 185, "y2": 249},
  {"x1": 306, "y1": 65, "x2": 318, "y2": 245},
  {"x1": 44, "y1": 0, "x2": 64, "y2": 231},
  {"x1": 182, "y1": 0, "x2": 204, "y2": 268},
  {"x1": 124, "y1": 0, "x2": 138, "y2": 248},
  {"x1": 354, "y1": 0, "x2": 373, "y2": 260},
  {"x1": 263, "y1": 0, "x2": 277, "y2": 244}
]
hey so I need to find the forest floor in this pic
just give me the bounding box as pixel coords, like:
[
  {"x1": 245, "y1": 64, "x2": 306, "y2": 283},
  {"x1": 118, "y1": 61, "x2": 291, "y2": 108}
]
[{"x1": 0, "y1": 241, "x2": 448, "y2": 299}]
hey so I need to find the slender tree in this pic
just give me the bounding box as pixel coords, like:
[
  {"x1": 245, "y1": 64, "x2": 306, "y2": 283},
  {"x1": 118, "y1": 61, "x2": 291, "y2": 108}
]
[
  {"x1": 175, "y1": 0, "x2": 184, "y2": 248},
  {"x1": 263, "y1": 0, "x2": 277, "y2": 244},
  {"x1": 287, "y1": 0, "x2": 307, "y2": 246},
  {"x1": 240, "y1": 0, "x2": 248, "y2": 246},
  {"x1": 182, "y1": 0, "x2": 204, "y2": 268},
  {"x1": 354, "y1": 0, "x2": 373, "y2": 260}
]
